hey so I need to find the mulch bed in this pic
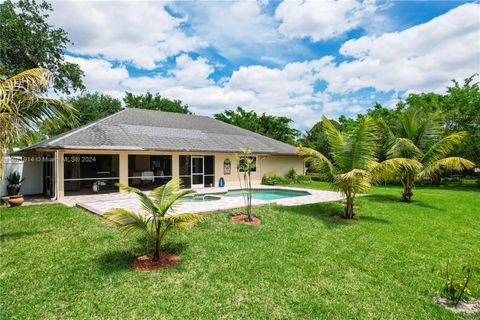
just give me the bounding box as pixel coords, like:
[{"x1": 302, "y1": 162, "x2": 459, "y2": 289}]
[
  {"x1": 434, "y1": 297, "x2": 480, "y2": 314},
  {"x1": 132, "y1": 252, "x2": 181, "y2": 271},
  {"x1": 231, "y1": 214, "x2": 261, "y2": 225},
  {"x1": 332, "y1": 214, "x2": 361, "y2": 220}
]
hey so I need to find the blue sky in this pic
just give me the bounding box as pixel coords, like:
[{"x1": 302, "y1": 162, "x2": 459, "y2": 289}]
[{"x1": 49, "y1": 0, "x2": 480, "y2": 130}]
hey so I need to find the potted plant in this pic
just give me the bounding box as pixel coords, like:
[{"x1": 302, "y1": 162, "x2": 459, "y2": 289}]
[
  {"x1": 6, "y1": 171, "x2": 25, "y2": 207},
  {"x1": 6, "y1": 171, "x2": 24, "y2": 196}
]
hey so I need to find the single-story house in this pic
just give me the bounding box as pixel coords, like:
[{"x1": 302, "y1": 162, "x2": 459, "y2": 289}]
[{"x1": 13, "y1": 108, "x2": 304, "y2": 200}]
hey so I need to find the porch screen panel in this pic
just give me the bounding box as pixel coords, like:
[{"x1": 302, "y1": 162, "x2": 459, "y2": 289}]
[
  {"x1": 204, "y1": 156, "x2": 215, "y2": 187},
  {"x1": 179, "y1": 155, "x2": 191, "y2": 188},
  {"x1": 128, "y1": 155, "x2": 172, "y2": 189},
  {"x1": 64, "y1": 154, "x2": 119, "y2": 195}
]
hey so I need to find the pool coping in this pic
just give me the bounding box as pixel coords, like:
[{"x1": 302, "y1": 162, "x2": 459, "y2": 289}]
[{"x1": 72, "y1": 185, "x2": 344, "y2": 216}]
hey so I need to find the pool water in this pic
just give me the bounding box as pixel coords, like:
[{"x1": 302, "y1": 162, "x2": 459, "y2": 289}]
[{"x1": 221, "y1": 189, "x2": 310, "y2": 201}]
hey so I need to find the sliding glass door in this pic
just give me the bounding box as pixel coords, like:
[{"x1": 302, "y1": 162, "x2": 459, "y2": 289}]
[{"x1": 179, "y1": 155, "x2": 215, "y2": 188}]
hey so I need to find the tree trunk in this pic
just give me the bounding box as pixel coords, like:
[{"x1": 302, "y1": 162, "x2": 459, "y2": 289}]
[
  {"x1": 246, "y1": 171, "x2": 253, "y2": 222},
  {"x1": 401, "y1": 177, "x2": 414, "y2": 202},
  {"x1": 344, "y1": 194, "x2": 354, "y2": 219},
  {"x1": 401, "y1": 173, "x2": 414, "y2": 202},
  {"x1": 152, "y1": 237, "x2": 160, "y2": 261}
]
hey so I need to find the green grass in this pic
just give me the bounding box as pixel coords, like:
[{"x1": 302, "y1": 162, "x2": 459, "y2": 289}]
[{"x1": 1, "y1": 184, "x2": 479, "y2": 319}]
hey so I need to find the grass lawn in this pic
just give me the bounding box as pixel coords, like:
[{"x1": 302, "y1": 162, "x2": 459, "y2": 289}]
[{"x1": 1, "y1": 183, "x2": 479, "y2": 319}]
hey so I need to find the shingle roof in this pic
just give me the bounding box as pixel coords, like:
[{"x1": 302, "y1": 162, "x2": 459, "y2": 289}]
[{"x1": 18, "y1": 108, "x2": 298, "y2": 155}]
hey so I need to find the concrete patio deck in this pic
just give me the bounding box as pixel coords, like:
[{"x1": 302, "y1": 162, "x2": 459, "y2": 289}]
[{"x1": 66, "y1": 185, "x2": 344, "y2": 215}]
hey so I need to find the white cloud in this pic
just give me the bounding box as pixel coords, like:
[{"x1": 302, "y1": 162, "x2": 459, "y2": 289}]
[
  {"x1": 65, "y1": 56, "x2": 129, "y2": 96},
  {"x1": 169, "y1": 54, "x2": 214, "y2": 87},
  {"x1": 49, "y1": 2, "x2": 207, "y2": 69},
  {"x1": 275, "y1": 0, "x2": 378, "y2": 41},
  {"x1": 59, "y1": 3, "x2": 480, "y2": 131},
  {"x1": 172, "y1": 1, "x2": 285, "y2": 62},
  {"x1": 320, "y1": 3, "x2": 480, "y2": 93}
]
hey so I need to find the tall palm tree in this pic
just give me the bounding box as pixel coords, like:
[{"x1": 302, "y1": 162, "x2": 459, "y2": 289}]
[
  {"x1": 298, "y1": 116, "x2": 419, "y2": 219},
  {"x1": 104, "y1": 178, "x2": 203, "y2": 261},
  {"x1": 0, "y1": 68, "x2": 77, "y2": 174},
  {"x1": 387, "y1": 108, "x2": 475, "y2": 202}
]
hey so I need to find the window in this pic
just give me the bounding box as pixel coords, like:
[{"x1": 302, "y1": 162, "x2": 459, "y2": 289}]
[
  {"x1": 128, "y1": 155, "x2": 172, "y2": 189},
  {"x1": 238, "y1": 156, "x2": 256, "y2": 173},
  {"x1": 204, "y1": 156, "x2": 215, "y2": 187},
  {"x1": 64, "y1": 154, "x2": 119, "y2": 195}
]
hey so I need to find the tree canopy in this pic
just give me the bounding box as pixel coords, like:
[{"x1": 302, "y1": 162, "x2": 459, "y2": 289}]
[
  {"x1": 123, "y1": 92, "x2": 191, "y2": 114},
  {"x1": 214, "y1": 107, "x2": 301, "y2": 144},
  {"x1": 43, "y1": 92, "x2": 123, "y2": 136},
  {"x1": 0, "y1": 0, "x2": 84, "y2": 94}
]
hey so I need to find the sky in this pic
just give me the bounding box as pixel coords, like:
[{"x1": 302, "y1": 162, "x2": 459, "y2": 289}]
[{"x1": 48, "y1": 0, "x2": 480, "y2": 131}]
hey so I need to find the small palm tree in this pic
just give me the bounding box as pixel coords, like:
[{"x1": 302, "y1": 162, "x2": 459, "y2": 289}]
[
  {"x1": 104, "y1": 178, "x2": 202, "y2": 261},
  {"x1": 387, "y1": 108, "x2": 475, "y2": 202},
  {"x1": 0, "y1": 68, "x2": 77, "y2": 175},
  {"x1": 235, "y1": 147, "x2": 256, "y2": 222},
  {"x1": 299, "y1": 116, "x2": 419, "y2": 219}
]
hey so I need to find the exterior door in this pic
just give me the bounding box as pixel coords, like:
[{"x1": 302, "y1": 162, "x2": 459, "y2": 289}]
[
  {"x1": 191, "y1": 156, "x2": 204, "y2": 188},
  {"x1": 43, "y1": 153, "x2": 55, "y2": 198}
]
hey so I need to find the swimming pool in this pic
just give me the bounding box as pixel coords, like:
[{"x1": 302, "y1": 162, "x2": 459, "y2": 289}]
[
  {"x1": 180, "y1": 189, "x2": 311, "y2": 202},
  {"x1": 220, "y1": 189, "x2": 310, "y2": 201},
  {"x1": 180, "y1": 195, "x2": 221, "y2": 202}
]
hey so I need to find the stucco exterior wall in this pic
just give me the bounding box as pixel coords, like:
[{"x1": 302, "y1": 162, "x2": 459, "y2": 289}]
[{"x1": 54, "y1": 149, "x2": 304, "y2": 199}]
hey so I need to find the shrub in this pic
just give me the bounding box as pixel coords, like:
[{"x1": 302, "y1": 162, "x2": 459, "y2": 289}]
[
  {"x1": 286, "y1": 168, "x2": 299, "y2": 181},
  {"x1": 261, "y1": 173, "x2": 312, "y2": 185},
  {"x1": 262, "y1": 175, "x2": 290, "y2": 185},
  {"x1": 435, "y1": 262, "x2": 476, "y2": 306}
]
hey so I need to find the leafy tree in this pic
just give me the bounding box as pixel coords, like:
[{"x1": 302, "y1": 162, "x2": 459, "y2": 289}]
[
  {"x1": 0, "y1": 68, "x2": 77, "y2": 175},
  {"x1": 300, "y1": 120, "x2": 331, "y2": 158},
  {"x1": 298, "y1": 116, "x2": 416, "y2": 219},
  {"x1": 0, "y1": 0, "x2": 84, "y2": 94},
  {"x1": 124, "y1": 92, "x2": 191, "y2": 114},
  {"x1": 214, "y1": 107, "x2": 301, "y2": 144},
  {"x1": 442, "y1": 75, "x2": 480, "y2": 163},
  {"x1": 44, "y1": 92, "x2": 122, "y2": 136},
  {"x1": 337, "y1": 115, "x2": 358, "y2": 132},
  {"x1": 104, "y1": 178, "x2": 202, "y2": 261},
  {"x1": 386, "y1": 108, "x2": 475, "y2": 202}
]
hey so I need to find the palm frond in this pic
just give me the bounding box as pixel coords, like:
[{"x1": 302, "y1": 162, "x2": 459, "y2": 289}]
[
  {"x1": 0, "y1": 68, "x2": 52, "y2": 113},
  {"x1": 421, "y1": 132, "x2": 466, "y2": 166},
  {"x1": 388, "y1": 138, "x2": 422, "y2": 159},
  {"x1": 116, "y1": 183, "x2": 158, "y2": 216},
  {"x1": 322, "y1": 116, "x2": 349, "y2": 170},
  {"x1": 419, "y1": 157, "x2": 475, "y2": 178},
  {"x1": 370, "y1": 158, "x2": 423, "y2": 183},
  {"x1": 150, "y1": 177, "x2": 195, "y2": 214},
  {"x1": 297, "y1": 146, "x2": 336, "y2": 180},
  {"x1": 103, "y1": 208, "x2": 155, "y2": 239},
  {"x1": 165, "y1": 213, "x2": 203, "y2": 225},
  {"x1": 347, "y1": 116, "x2": 379, "y2": 170},
  {"x1": 333, "y1": 169, "x2": 372, "y2": 196}
]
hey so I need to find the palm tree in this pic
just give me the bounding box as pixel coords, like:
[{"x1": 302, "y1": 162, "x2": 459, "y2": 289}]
[
  {"x1": 104, "y1": 177, "x2": 203, "y2": 261},
  {"x1": 298, "y1": 116, "x2": 419, "y2": 219},
  {"x1": 235, "y1": 147, "x2": 256, "y2": 222},
  {"x1": 0, "y1": 68, "x2": 77, "y2": 174},
  {"x1": 387, "y1": 108, "x2": 475, "y2": 202}
]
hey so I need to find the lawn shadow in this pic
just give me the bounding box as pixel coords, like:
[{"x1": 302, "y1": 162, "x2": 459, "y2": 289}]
[
  {"x1": 0, "y1": 230, "x2": 52, "y2": 242},
  {"x1": 97, "y1": 241, "x2": 189, "y2": 273},
  {"x1": 366, "y1": 194, "x2": 444, "y2": 212},
  {"x1": 277, "y1": 202, "x2": 359, "y2": 229}
]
